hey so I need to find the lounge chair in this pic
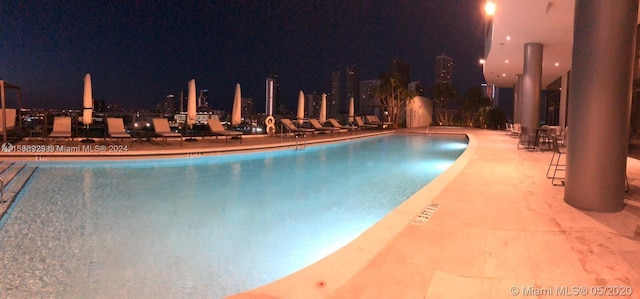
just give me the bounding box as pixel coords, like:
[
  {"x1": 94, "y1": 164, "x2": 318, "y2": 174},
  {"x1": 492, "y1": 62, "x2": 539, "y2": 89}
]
[
  {"x1": 281, "y1": 118, "x2": 314, "y2": 136},
  {"x1": 48, "y1": 116, "x2": 72, "y2": 140},
  {"x1": 365, "y1": 115, "x2": 393, "y2": 128},
  {"x1": 152, "y1": 118, "x2": 182, "y2": 146},
  {"x1": 106, "y1": 117, "x2": 132, "y2": 143},
  {"x1": 205, "y1": 118, "x2": 242, "y2": 144},
  {"x1": 308, "y1": 119, "x2": 341, "y2": 135},
  {"x1": 0, "y1": 108, "x2": 16, "y2": 134},
  {"x1": 328, "y1": 118, "x2": 359, "y2": 133},
  {"x1": 354, "y1": 117, "x2": 378, "y2": 129},
  {"x1": 505, "y1": 123, "x2": 512, "y2": 135}
]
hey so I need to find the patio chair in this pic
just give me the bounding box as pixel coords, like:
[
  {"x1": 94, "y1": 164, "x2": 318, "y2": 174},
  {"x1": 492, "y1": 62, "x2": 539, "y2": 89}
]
[
  {"x1": 152, "y1": 118, "x2": 182, "y2": 146},
  {"x1": 558, "y1": 127, "x2": 567, "y2": 147},
  {"x1": 205, "y1": 118, "x2": 242, "y2": 144},
  {"x1": 354, "y1": 117, "x2": 378, "y2": 129},
  {"x1": 516, "y1": 126, "x2": 535, "y2": 150},
  {"x1": 106, "y1": 117, "x2": 132, "y2": 143},
  {"x1": 281, "y1": 118, "x2": 314, "y2": 136},
  {"x1": 547, "y1": 135, "x2": 566, "y2": 186},
  {"x1": 365, "y1": 115, "x2": 393, "y2": 128},
  {"x1": 511, "y1": 123, "x2": 521, "y2": 137},
  {"x1": 328, "y1": 118, "x2": 359, "y2": 133},
  {"x1": 308, "y1": 119, "x2": 341, "y2": 135},
  {"x1": 48, "y1": 116, "x2": 72, "y2": 141}
]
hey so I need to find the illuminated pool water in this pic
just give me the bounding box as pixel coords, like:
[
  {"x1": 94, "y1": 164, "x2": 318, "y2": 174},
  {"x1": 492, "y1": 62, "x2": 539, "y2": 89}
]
[{"x1": 0, "y1": 134, "x2": 467, "y2": 298}]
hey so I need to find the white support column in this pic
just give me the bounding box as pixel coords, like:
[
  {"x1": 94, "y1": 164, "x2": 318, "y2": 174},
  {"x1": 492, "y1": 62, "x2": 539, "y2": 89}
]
[
  {"x1": 514, "y1": 74, "x2": 523, "y2": 124},
  {"x1": 521, "y1": 43, "x2": 543, "y2": 131}
]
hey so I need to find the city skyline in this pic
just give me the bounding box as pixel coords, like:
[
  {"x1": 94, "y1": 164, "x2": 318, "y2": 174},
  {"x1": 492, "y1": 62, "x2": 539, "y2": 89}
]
[{"x1": 1, "y1": 1, "x2": 487, "y2": 112}]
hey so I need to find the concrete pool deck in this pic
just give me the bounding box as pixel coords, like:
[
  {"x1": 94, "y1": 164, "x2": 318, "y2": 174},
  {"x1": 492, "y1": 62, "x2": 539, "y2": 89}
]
[{"x1": 1, "y1": 127, "x2": 639, "y2": 298}]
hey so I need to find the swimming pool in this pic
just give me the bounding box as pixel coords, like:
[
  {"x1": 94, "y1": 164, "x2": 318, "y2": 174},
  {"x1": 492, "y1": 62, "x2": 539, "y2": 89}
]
[{"x1": 0, "y1": 133, "x2": 467, "y2": 298}]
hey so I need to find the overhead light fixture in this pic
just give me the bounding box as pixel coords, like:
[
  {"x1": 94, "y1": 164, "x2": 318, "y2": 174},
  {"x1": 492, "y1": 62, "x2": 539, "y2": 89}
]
[
  {"x1": 555, "y1": 62, "x2": 560, "y2": 67},
  {"x1": 506, "y1": 36, "x2": 511, "y2": 41},
  {"x1": 479, "y1": 59, "x2": 486, "y2": 64},
  {"x1": 485, "y1": 1, "x2": 496, "y2": 16},
  {"x1": 505, "y1": 60, "x2": 509, "y2": 64}
]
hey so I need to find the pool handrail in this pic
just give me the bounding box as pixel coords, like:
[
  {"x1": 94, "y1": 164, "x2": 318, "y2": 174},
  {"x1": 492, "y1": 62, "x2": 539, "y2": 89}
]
[{"x1": 0, "y1": 176, "x2": 4, "y2": 203}]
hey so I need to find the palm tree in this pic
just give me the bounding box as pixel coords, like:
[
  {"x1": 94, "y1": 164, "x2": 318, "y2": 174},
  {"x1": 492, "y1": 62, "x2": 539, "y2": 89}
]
[
  {"x1": 461, "y1": 86, "x2": 492, "y2": 127},
  {"x1": 432, "y1": 82, "x2": 457, "y2": 126},
  {"x1": 377, "y1": 72, "x2": 414, "y2": 128}
]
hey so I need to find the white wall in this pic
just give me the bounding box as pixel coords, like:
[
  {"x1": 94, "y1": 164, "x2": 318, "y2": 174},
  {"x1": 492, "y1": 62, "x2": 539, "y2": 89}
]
[{"x1": 404, "y1": 96, "x2": 433, "y2": 128}]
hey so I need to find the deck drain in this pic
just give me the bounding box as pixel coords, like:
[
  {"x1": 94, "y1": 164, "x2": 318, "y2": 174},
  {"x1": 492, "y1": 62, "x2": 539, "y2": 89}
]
[{"x1": 412, "y1": 204, "x2": 439, "y2": 225}]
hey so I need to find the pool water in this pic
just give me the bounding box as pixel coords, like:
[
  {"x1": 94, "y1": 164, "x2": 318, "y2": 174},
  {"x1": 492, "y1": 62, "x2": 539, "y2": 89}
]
[{"x1": 0, "y1": 134, "x2": 467, "y2": 298}]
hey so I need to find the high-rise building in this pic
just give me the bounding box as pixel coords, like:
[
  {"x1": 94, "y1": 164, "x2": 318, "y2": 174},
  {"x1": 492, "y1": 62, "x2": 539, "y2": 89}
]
[
  {"x1": 266, "y1": 77, "x2": 275, "y2": 116},
  {"x1": 265, "y1": 74, "x2": 280, "y2": 116},
  {"x1": 241, "y1": 97, "x2": 254, "y2": 118},
  {"x1": 178, "y1": 90, "x2": 185, "y2": 113},
  {"x1": 408, "y1": 81, "x2": 425, "y2": 96},
  {"x1": 305, "y1": 92, "x2": 321, "y2": 118},
  {"x1": 345, "y1": 65, "x2": 360, "y2": 114},
  {"x1": 435, "y1": 54, "x2": 454, "y2": 84},
  {"x1": 359, "y1": 79, "x2": 381, "y2": 116},
  {"x1": 482, "y1": 83, "x2": 497, "y2": 107},
  {"x1": 330, "y1": 71, "x2": 341, "y2": 117},
  {"x1": 156, "y1": 94, "x2": 177, "y2": 114},
  {"x1": 198, "y1": 89, "x2": 209, "y2": 110}
]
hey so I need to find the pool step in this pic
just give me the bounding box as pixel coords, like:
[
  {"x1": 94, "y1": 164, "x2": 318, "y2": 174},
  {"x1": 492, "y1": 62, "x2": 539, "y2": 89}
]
[
  {"x1": 1, "y1": 164, "x2": 37, "y2": 204},
  {"x1": 0, "y1": 163, "x2": 25, "y2": 186},
  {"x1": 0, "y1": 162, "x2": 14, "y2": 174}
]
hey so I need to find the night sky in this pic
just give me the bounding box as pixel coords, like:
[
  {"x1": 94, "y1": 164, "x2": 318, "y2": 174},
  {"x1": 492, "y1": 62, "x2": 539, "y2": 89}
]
[{"x1": 1, "y1": 0, "x2": 487, "y2": 112}]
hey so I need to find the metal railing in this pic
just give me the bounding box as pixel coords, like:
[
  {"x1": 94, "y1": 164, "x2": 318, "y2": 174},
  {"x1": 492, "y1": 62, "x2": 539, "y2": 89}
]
[
  {"x1": 294, "y1": 134, "x2": 306, "y2": 150},
  {"x1": 0, "y1": 177, "x2": 4, "y2": 203}
]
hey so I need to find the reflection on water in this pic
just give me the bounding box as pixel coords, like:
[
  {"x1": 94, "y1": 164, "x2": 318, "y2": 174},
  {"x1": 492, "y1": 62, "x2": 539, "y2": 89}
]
[{"x1": 230, "y1": 162, "x2": 242, "y2": 185}]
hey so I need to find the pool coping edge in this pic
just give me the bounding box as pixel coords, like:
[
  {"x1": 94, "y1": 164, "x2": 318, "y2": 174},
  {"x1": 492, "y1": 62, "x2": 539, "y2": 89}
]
[{"x1": 228, "y1": 131, "x2": 477, "y2": 298}]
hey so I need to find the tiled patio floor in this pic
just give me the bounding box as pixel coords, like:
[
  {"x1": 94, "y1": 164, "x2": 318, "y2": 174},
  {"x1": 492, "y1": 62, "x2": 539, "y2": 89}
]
[{"x1": 231, "y1": 127, "x2": 640, "y2": 299}]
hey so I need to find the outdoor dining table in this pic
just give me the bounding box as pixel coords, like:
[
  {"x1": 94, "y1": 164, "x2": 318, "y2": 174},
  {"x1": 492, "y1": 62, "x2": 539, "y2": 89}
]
[{"x1": 534, "y1": 127, "x2": 551, "y2": 151}]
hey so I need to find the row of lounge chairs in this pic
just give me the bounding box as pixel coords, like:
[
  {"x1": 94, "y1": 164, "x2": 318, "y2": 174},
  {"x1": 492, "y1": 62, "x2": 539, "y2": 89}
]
[
  {"x1": 28, "y1": 114, "x2": 391, "y2": 145},
  {"x1": 365, "y1": 115, "x2": 393, "y2": 128},
  {"x1": 280, "y1": 116, "x2": 388, "y2": 136},
  {"x1": 45, "y1": 117, "x2": 242, "y2": 145}
]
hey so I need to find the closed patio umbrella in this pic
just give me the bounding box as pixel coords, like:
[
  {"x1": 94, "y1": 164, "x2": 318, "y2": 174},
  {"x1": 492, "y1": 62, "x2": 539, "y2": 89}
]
[
  {"x1": 186, "y1": 79, "x2": 197, "y2": 142},
  {"x1": 231, "y1": 83, "x2": 241, "y2": 126},
  {"x1": 348, "y1": 96, "x2": 355, "y2": 124},
  {"x1": 297, "y1": 90, "x2": 305, "y2": 125},
  {"x1": 187, "y1": 79, "x2": 196, "y2": 127},
  {"x1": 81, "y1": 73, "x2": 94, "y2": 143},
  {"x1": 319, "y1": 93, "x2": 327, "y2": 124}
]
